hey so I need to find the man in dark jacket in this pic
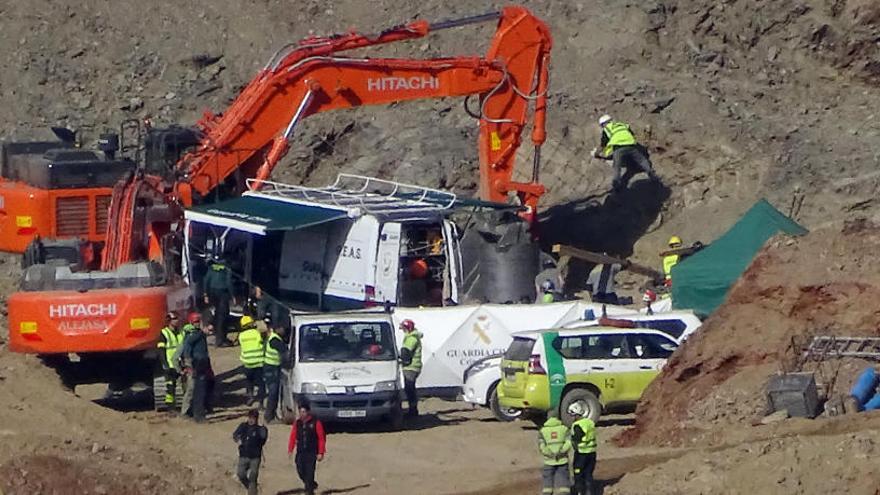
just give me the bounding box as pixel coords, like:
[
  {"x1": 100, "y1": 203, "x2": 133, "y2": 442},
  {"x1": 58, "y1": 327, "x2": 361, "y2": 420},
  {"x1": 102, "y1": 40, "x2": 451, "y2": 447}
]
[
  {"x1": 203, "y1": 257, "x2": 234, "y2": 347},
  {"x1": 233, "y1": 409, "x2": 268, "y2": 495},
  {"x1": 180, "y1": 312, "x2": 214, "y2": 423},
  {"x1": 287, "y1": 402, "x2": 326, "y2": 495}
]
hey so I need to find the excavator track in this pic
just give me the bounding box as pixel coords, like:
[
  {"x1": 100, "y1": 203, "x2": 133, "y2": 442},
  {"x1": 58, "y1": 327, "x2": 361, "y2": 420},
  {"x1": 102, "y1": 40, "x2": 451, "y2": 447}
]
[{"x1": 152, "y1": 371, "x2": 183, "y2": 412}]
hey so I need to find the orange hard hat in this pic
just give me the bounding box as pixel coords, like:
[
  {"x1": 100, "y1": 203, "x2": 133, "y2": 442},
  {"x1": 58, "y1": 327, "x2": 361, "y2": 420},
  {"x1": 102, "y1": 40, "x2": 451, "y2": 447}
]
[{"x1": 409, "y1": 259, "x2": 429, "y2": 279}]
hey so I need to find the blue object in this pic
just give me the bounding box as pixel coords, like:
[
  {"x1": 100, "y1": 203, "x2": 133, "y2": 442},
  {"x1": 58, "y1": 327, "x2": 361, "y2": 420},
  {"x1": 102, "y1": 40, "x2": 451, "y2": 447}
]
[
  {"x1": 850, "y1": 367, "x2": 879, "y2": 407},
  {"x1": 864, "y1": 393, "x2": 880, "y2": 411},
  {"x1": 584, "y1": 309, "x2": 595, "y2": 320}
]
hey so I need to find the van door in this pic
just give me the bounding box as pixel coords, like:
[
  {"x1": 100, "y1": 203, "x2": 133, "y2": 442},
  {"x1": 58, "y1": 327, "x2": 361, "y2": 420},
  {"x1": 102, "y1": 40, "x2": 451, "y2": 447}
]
[
  {"x1": 374, "y1": 222, "x2": 401, "y2": 304},
  {"x1": 279, "y1": 230, "x2": 327, "y2": 295},
  {"x1": 442, "y1": 220, "x2": 460, "y2": 303}
]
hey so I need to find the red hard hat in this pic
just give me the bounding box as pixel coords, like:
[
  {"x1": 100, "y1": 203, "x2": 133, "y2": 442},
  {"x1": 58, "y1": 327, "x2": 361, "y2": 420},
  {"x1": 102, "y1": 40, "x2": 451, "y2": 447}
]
[
  {"x1": 643, "y1": 289, "x2": 657, "y2": 303},
  {"x1": 409, "y1": 259, "x2": 429, "y2": 279},
  {"x1": 399, "y1": 319, "x2": 415, "y2": 331},
  {"x1": 188, "y1": 311, "x2": 201, "y2": 324}
]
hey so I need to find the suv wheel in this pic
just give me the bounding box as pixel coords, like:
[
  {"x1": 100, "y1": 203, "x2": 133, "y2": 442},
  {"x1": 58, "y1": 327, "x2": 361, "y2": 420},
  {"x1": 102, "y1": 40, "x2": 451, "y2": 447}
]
[
  {"x1": 488, "y1": 383, "x2": 521, "y2": 422},
  {"x1": 560, "y1": 388, "x2": 602, "y2": 426}
]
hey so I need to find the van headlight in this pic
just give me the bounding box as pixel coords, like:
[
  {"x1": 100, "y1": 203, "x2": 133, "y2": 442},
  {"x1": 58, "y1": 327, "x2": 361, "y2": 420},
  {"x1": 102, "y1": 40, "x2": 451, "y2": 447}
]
[
  {"x1": 373, "y1": 380, "x2": 399, "y2": 392},
  {"x1": 301, "y1": 382, "x2": 326, "y2": 394}
]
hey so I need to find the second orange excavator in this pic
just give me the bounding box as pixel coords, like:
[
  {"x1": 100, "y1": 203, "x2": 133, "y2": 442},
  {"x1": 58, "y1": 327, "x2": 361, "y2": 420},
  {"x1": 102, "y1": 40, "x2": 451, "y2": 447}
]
[{"x1": 9, "y1": 6, "x2": 553, "y2": 404}]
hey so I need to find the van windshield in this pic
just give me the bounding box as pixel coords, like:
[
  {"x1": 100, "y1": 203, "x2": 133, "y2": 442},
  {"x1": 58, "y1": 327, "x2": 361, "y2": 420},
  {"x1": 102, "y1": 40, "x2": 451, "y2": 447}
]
[{"x1": 298, "y1": 321, "x2": 396, "y2": 362}]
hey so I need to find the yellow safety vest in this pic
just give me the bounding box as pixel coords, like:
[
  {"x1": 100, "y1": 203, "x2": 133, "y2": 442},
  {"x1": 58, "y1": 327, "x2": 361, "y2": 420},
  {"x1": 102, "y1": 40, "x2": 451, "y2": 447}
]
[
  {"x1": 538, "y1": 418, "x2": 572, "y2": 466},
  {"x1": 264, "y1": 332, "x2": 283, "y2": 367},
  {"x1": 239, "y1": 328, "x2": 264, "y2": 368},
  {"x1": 402, "y1": 332, "x2": 423, "y2": 373},
  {"x1": 602, "y1": 121, "x2": 637, "y2": 156},
  {"x1": 663, "y1": 254, "x2": 679, "y2": 280},
  {"x1": 572, "y1": 417, "x2": 597, "y2": 454},
  {"x1": 157, "y1": 326, "x2": 183, "y2": 368}
]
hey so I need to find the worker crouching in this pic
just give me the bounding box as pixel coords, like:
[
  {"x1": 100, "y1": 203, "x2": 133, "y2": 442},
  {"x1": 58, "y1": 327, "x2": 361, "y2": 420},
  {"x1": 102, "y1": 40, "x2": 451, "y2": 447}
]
[{"x1": 592, "y1": 114, "x2": 660, "y2": 192}]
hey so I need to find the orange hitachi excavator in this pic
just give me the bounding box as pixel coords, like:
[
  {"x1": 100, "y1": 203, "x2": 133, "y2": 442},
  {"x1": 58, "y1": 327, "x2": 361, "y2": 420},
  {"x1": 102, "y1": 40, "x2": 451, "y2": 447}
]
[{"x1": 8, "y1": 6, "x2": 552, "y2": 401}]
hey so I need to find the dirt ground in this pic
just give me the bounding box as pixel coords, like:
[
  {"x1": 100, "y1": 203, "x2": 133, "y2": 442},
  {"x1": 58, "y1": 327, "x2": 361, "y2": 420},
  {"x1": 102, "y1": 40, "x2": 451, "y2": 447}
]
[
  {"x1": 0, "y1": 342, "x2": 676, "y2": 495},
  {"x1": 2, "y1": 0, "x2": 880, "y2": 493}
]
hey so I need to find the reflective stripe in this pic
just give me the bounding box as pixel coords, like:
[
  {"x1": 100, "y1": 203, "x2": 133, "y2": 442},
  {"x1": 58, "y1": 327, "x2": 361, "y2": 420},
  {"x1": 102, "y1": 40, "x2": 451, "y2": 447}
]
[
  {"x1": 264, "y1": 332, "x2": 282, "y2": 366},
  {"x1": 239, "y1": 329, "x2": 264, "y2": 368}
]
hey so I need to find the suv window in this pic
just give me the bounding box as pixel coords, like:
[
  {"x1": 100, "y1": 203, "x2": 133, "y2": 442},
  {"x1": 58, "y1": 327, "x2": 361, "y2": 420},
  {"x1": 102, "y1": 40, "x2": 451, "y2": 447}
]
[
  {"x1": 627, "y1": 333, "x2": 677, "y2": 359},
  {"x1": 553, "y1": 333, "x2": 631, "y2": 359},
  {"x1": 504, "y1": 337, "x2": 536, "y2": 361}
]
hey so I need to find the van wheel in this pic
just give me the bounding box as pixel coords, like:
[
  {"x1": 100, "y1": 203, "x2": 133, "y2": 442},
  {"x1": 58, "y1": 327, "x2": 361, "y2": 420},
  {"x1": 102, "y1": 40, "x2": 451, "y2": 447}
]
[
  {"x1": 560, "y1": 388, "x2": 602, "y2": 426},
  {"x1": 152, "y1": 371, "x2": 181, "y2": 412},
  {"x1": 488, "y1": 383, "x2": 521, "y2": 422}
]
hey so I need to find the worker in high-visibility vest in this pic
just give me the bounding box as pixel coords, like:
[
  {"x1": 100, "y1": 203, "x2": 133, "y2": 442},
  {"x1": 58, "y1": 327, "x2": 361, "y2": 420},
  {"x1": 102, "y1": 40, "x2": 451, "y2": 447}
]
[
  {"x1": 538, "y1": 412, "x2": 572, "y2": 495},
  {"x1": 592, "y1": 114, "x2": 660, "y2": 191},
  {"x1": 262, "y1": 318, "x2": 287, "y2": 423},
  {"x1": 238, "y1": 315, "x2": 265, "y2": 407},
  {"x1": 663, "y1": 235, "x2": 683, "y2": 283},
  {"x1": 399, "y1": 319, "x2": 422, "y2": 417},
  {"x1": 567, "y1": 403, "x2": 598, "y2": 495},
  {"x1": 156, "y1": 311, "x2": 184, "y2": 407}
]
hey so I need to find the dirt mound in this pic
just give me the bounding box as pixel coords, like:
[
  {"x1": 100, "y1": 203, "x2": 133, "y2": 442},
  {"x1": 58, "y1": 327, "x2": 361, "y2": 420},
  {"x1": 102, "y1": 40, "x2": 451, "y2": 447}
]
[
  {"x1": 619, "y1": 220, "x2": 880, "y2": 447},
  {"x1": 609, "y1": 426, "x2": 880, "y2": 495},
  {"x1": 0, "y1": 454, "x2": 162, "y2": 495}
]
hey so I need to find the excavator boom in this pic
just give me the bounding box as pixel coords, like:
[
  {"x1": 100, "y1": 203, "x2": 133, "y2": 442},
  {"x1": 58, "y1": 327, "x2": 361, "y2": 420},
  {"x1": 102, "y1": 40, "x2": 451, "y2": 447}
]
[
  {"x1": 103, "y1": 6, "x2": 551, "y2": 270},
  {"x1": 181, "y1": 5, "x2": 551, "y2": 205}
]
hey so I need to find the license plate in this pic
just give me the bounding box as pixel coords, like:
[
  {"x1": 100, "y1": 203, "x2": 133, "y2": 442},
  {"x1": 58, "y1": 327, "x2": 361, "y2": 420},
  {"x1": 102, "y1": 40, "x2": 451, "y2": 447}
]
[{"x1": 337, "y1": 409, "x2": 367, "y2": 418}]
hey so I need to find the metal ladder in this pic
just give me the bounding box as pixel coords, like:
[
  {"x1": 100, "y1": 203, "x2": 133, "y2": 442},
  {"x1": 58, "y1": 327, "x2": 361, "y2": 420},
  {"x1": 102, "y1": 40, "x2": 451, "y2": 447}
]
[
  {"x1": 803, "y1": 336, "x2": 880, "y2": 361},
  {"x1": 246, "y1": 174, "x2": 458, "y2": 217}
]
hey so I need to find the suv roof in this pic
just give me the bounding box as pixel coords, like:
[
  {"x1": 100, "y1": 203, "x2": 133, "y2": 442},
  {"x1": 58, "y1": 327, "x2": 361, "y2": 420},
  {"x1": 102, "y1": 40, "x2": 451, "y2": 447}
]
[{"x1": 510, "y1": 326, "x2": 676, "y2": 341}]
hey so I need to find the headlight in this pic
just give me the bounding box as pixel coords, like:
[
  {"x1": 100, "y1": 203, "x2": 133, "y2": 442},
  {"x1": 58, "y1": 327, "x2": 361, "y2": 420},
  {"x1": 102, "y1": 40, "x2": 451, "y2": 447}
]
[
  {"x1": 373, "y1": 380, "x2": 399, "y2": 392},
  {"x1": 301, "y1": 382, "x2": 326, "y2": 394}
]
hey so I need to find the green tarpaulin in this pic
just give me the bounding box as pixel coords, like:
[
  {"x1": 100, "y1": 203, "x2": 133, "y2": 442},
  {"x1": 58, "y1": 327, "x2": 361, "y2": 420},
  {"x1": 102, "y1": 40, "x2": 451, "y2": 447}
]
[
  {"x1": 671, "y1": 199, "x2": 807, "y2": 317},
  {"x1": 184, "y1": 195, "x2": 349, "y2": 235}
]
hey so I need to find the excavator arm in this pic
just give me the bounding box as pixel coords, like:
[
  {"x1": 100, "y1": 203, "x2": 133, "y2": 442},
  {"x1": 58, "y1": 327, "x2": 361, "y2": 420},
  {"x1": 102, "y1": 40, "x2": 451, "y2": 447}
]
[{"x1": 102, "y1": 6, "x2": 552, "y2": 270}]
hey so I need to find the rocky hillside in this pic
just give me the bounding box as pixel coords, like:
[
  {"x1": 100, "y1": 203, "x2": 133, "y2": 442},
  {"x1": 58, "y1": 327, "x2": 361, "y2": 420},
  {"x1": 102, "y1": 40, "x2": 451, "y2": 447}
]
[{"x1": 1, "y1": 0, "x2": 878, "y2": 264}]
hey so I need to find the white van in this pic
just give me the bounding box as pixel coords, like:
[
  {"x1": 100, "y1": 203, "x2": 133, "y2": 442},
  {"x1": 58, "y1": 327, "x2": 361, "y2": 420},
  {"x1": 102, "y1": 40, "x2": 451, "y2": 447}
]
[
  {"x1": 184, "y1": 175, "x2": 466, "y2": 310},
  {"x1": 279, "y1": 311, "x2": 404, "y2": 427}
]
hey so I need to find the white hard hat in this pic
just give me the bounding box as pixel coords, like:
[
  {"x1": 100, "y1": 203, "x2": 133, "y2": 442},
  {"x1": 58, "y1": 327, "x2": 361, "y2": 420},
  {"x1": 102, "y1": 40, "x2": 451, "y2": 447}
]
[
  {"x1": 598, "y1": 114, "x2": 612, "y2": 126},
  {"x1": 568, "y1": 402, "x2": 585, "y2": 417}
]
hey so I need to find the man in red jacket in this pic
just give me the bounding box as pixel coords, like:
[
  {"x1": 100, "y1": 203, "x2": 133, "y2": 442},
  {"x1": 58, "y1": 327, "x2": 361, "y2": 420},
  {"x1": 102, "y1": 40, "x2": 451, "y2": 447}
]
[{"x1": 288, "y1": 402, "x2": 326, "y2": 495}]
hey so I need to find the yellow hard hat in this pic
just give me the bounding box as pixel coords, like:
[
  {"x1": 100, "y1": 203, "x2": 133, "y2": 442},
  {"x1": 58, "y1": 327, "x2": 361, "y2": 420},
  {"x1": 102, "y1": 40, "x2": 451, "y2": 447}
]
[
  {"x1": 240, "y1": 315, "x2": 255, "y2": 328},
  {"x1": 668, "y1": 235, "x2": 682, "y2": 247}
]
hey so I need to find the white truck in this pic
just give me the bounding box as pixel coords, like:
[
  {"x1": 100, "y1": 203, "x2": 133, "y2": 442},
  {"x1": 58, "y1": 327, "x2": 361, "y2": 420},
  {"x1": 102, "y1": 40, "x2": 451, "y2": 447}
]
[{"x1": 278, "y1": 311, "x2": 404, "y2": 427}]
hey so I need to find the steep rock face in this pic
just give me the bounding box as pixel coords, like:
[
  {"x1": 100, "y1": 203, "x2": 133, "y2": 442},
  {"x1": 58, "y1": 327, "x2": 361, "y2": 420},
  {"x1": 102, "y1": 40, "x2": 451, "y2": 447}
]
[{"x1": 2, "y1": 0, "x2": 878, "y2": 266}]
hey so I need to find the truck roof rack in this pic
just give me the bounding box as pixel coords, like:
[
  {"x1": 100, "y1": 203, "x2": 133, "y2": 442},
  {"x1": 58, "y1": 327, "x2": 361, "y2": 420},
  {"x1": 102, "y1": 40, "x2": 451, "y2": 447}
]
[{"x1": 245, "y1": 174, "x2": 459, "y2": 219}]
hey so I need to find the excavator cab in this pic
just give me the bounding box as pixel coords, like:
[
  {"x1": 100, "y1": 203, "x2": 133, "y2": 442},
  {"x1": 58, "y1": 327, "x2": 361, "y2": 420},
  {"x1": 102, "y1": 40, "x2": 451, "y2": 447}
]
[
  {"x1": 142, "y1": 126, "x2": 202, "y2": 178},
  {"x1": 0, "y1": 136, "x2": 137, "y2": 253}
]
